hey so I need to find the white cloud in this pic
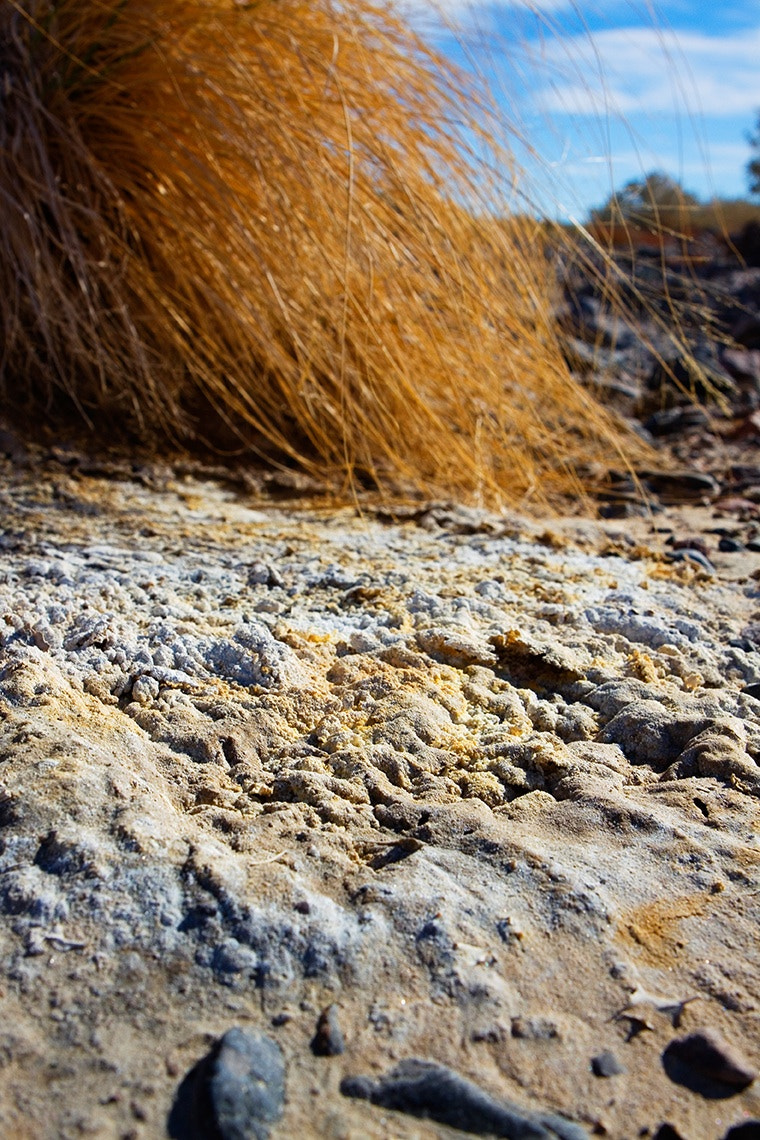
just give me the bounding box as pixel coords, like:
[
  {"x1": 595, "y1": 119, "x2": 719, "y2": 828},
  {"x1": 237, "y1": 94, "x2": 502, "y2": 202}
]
[
  {"x1": 543, "y1": 142, "x2": 750, "y2": 186},
  {"x1": 396, "y1": 0, "x2": 587, "y2": 32},
  {"x1": 532, "y1": 26, "x2": 760, "y2": 119},
  {"x1": 393, "y1": 3, "x2": 760, "y2": 211}
]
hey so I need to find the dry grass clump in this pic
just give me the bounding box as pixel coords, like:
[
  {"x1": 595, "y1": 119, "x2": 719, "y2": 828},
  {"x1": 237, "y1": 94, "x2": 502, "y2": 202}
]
[{"x1": 0, "y1": 0, "x2": 643, "y2": 508}]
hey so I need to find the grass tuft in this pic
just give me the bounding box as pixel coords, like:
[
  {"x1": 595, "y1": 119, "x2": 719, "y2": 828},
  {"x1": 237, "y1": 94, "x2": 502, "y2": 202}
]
[{"x1": 0, "y1": 0, "x2": 645, "y2": 508}]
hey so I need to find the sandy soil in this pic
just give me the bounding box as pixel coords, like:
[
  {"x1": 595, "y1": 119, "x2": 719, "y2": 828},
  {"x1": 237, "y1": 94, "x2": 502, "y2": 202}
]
[{"x1": 0, "y1": 447, "x2": 758, "y2": 1139}]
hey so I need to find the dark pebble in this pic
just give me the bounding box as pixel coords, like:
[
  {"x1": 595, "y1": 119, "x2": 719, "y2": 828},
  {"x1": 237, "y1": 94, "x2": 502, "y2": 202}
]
[
  {"x1": 591, "y1": 1051, "x2": 624, "y2": 1078},
  {"x1": 340, "y1": 1057, "x2": 588, "y2": 1138},
  {"x1": 644, "y1": 407, "x2": 709, "y2": 436},
  {"x1": 209, "y1": 1028, "x2": 285, "y2": 1140},
  {"x1": 168, "y1": 1028, "x2": 284, "y2": 1140},
  {"x1": 663, "y1": 1029, "x2": 757, "y2": 1095},
  {"x1": 719, "y1": 537, "x2": 746, "y2": 552},
  {"x1": 743, "y1": 684, "x2": 760, "y2": 700},
  {"x1": 722, "y1": 1124, "x2": 760, "y2": 1139},
  {"x1": 653, "y1": 1126, "x2": 686, "y2": 1140},
  {"x1": 311, "y1": 1004, "x2": 345, "y2": 1056},
  {"x1": 748, "y1": 539, "x2": 760, "y2": 552}
]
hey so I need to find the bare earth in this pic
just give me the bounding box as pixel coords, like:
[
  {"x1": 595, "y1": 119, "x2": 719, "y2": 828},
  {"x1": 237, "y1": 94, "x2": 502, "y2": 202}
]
[{"x1": 0, "y1": 451, "x2": 759, "y2": 1140}]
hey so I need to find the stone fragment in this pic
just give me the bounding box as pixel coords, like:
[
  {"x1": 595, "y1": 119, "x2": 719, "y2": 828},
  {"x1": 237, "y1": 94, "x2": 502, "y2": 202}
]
[
  {"x1": 169, "y1": 1028, "x2": 285, "y2": 1140},
  {"x1": 666, "y1": 549, "x2": 716, "y2": 575},
  {"x1": 340, "y1": 1057, "x2": 588, "y2": 1138},
  {"x1": 311, "y1": 1004, "x2": 345, "y2": 1056},
  {"x1": 208, "y1": 1028, "x2": 285, "y2": 1140},
  {"x1": 489, "y1": 630, "x2": 586, "y2": 692},
  {"x1": 638, "y1": 469, "x2": 721, "y2": 503},
  {"x1": 246, "y1": 561, "x2": 283, "y2": 588},
  {"x1": 591, "y1": 1051, "x2": 624, "y2": 1078}
]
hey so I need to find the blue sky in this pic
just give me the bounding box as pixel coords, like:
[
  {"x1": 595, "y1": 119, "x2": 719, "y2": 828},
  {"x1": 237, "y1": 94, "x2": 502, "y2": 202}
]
[{"x1": 403, "y1": 0, "x2": 760, "y2": 219}]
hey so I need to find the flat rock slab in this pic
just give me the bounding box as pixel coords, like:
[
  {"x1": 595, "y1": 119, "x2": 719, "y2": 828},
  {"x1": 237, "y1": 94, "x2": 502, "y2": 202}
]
[
  {"x1": 341, "y1": 1057, "x2": 589, "y2": 1137},
  {"x1": 0, "y1": 458, "x2": 758, "y2": 1138}
]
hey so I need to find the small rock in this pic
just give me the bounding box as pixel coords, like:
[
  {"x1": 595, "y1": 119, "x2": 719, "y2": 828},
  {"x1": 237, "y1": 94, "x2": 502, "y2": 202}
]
[
  {"x1": 416, "y1": 627, "x2": 498, "y2": 669},
  {"x1": 311, "y1": 1004, "x2": 345, "y2": 1057},
  {"x1": 212, "y1": 939, "x2": 259, "y2": 979},
  {"x1": 640, "y1": 470, "x2": 720, "y2": 504},
  {"x1": 511, "y1": 1016, "x2": 559, "y2": 1041},
  {"x1": 718, "y1": 537, "x2": 746, "y2": 552},
  {"x1": 742, "y1": 683, "x2": 760, "y2": 701},
  {"x1": 653, "y1": 1126, "x2": 686, "y2": 1140},
  {"x1": 722, "y1": 1123, "x2": 760, "y2": 1139},
  {"x1": 340, "y1": 1057, "x2": 588, "y2": 1138},
  {"x1": 663, "y1": 1029, "x2": 757, "y2": 1094},
  {"x1": 471, "y1": 1023, "x2": 508, "y2": 1044},
  {"x1": 671, "y1": 536, "x2": 711, "y2": 557},
  {"x1": 168, "y1": 1029, "x2": 285, "y2": 1140},
  {"x1": 246, "y1": 562, "x2": 284, "y2": 588},
  {"x1": 666, "y1": 549, "x2": 715, "y2": 575},
  {"x1": 644, "y1": 407, "x2": 709, "y2": 436},
  {"x1": 208, "y1": 1028, "x2": 285, "y2": 1140},
  {"x1": 591, "y1": 1051, "x2": 624, "y2": 1078},
  {"x1": 342, "y1": 1074, "x2": 375, "y2": 1099},
  {"x1": 598, "y1": 500, "x2": 650, "y2": 520}
]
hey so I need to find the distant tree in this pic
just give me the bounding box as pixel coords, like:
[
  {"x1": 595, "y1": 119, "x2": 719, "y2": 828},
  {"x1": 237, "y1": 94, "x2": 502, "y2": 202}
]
[
  {"x1": 589, "y1": 171, "x2": 700, "y2": 230},
  {"x1": 747, "y1": 114, "x2": 760, "y2": 195}
]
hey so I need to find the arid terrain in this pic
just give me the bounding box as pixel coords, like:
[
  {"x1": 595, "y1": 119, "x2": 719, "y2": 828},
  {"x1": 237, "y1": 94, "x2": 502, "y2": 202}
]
[
  {"x1": 6, "y1": 3, "x2": 760, "y2": 1135},
  {"x1": 0, "y1": 402, "x2": 759, "y2": 1139}
]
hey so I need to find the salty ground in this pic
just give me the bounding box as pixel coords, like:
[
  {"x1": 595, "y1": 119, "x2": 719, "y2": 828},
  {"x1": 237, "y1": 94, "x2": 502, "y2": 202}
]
[{"x1": 0, "y1": 445, "x2": 759, "y2": 1139}]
